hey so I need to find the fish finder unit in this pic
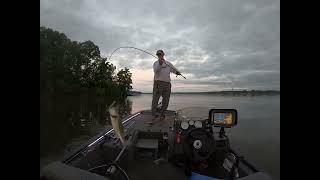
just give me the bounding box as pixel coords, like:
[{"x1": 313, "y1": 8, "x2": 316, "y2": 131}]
[
  {"x1": 209, "y1": 109, "x2": 238, "y2": 138},
  {"x1": 209, "y1": 109, "x2": 237, "y2": 128}
]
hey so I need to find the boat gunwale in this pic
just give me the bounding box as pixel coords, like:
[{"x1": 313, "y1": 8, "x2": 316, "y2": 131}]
[{"x1": 62, "y1": 111, "x2": 142, "y2": 163}]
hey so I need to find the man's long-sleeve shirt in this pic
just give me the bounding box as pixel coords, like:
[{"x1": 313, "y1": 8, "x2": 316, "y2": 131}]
[{"x1": 153, "y1": 60, "x2": 178, "y2": 82}]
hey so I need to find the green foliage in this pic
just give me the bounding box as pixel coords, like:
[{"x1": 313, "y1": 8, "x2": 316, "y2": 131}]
[
  {"x1": 117, "y1": 67, "x2": 133, "y2": 96},
  {"x1": 40, "y1": 26, "x2": 135, "y2": 158},
  {"x1": 40, "y1": 26, "x2": 132, "y2": 96}
]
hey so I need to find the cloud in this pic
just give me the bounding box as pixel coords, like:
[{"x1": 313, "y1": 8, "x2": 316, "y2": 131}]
[{"x1": 40, "y1": 0, "x2": 280, "y2": 92}]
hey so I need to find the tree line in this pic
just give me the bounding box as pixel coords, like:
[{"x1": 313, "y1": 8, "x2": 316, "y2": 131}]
[
  {"x1": 40, "y1": 26, "x2": 132, "y2": 97},
  {"x1": 40, "y1": 26, "x2": 133, "y2": 157}
]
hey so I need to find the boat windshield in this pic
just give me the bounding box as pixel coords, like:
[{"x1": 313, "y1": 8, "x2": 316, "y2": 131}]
[{"x1": 176, "y1": 106, "x2": 211, "y2": 121}]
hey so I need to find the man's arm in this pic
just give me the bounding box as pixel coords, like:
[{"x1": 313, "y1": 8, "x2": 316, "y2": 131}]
[
  {"x1": 168, "y1": 62, "x2": 181, "y2": 75},
  {"x1": 153, "y1": 61, "x2": 161, "y2": 73}
]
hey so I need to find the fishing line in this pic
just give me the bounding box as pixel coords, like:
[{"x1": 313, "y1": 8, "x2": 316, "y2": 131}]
[{"x1": 108, "y1": 46, "x2": 186, "y2": 79}]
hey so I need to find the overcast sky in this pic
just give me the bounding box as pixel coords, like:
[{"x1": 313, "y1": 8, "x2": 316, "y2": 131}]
[{"x1": 40, "y1": 0, "x2": 280, "y2": 92}]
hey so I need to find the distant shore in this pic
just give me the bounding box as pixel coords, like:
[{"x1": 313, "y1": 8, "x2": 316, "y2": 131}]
[{"x1": 138, "y1": 90, "x2": 280, "y2": 95}]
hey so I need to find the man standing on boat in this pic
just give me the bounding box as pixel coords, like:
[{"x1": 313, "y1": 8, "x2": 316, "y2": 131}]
[{"x1": 149, "y1": 50, "x2": 181, "y2": 124}]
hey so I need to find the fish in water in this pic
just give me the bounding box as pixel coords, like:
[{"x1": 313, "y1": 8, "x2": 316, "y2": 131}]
[{"x1": 108, "y1": 101, "x2": 125, "y2": 145}]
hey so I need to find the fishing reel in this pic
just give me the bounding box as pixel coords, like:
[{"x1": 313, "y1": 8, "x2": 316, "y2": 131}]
[
  {"x1": 88, "y1": 162, "x2": 129, "y2": 180},
  {"x1": 105, "y1": 163, "x2": 129, "y2": 180}
]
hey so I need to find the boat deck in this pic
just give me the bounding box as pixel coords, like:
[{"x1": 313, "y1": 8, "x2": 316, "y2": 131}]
[
  {"x1": 127, "y1": 110, "x2": 176, "y2": 134},
  {"x1": 127, "y1": 158, "x2": 188, "y2": 180},
  {"x1": 124, "y1": 110, "x2": 187, "y2": 180}
]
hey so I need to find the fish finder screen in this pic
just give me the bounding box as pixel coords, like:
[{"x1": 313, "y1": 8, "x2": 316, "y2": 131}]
[{"x1": 213, "y1": 113, "x2": 233, "y2": 125}]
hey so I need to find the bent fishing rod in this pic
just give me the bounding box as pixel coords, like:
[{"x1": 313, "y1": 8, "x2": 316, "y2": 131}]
[{"x1": 108, "y1": 46, "x2": 186, "y2": 79}]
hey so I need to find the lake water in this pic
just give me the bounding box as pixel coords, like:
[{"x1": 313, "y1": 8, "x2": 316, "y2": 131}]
[{"x1": 40, "y1": 94, "x2": 280, "y2": 179}]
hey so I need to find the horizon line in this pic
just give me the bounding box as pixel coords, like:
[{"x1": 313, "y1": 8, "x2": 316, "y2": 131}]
[{"x1": 132, "y1": 90, "x2": 281, "y2": 94}]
